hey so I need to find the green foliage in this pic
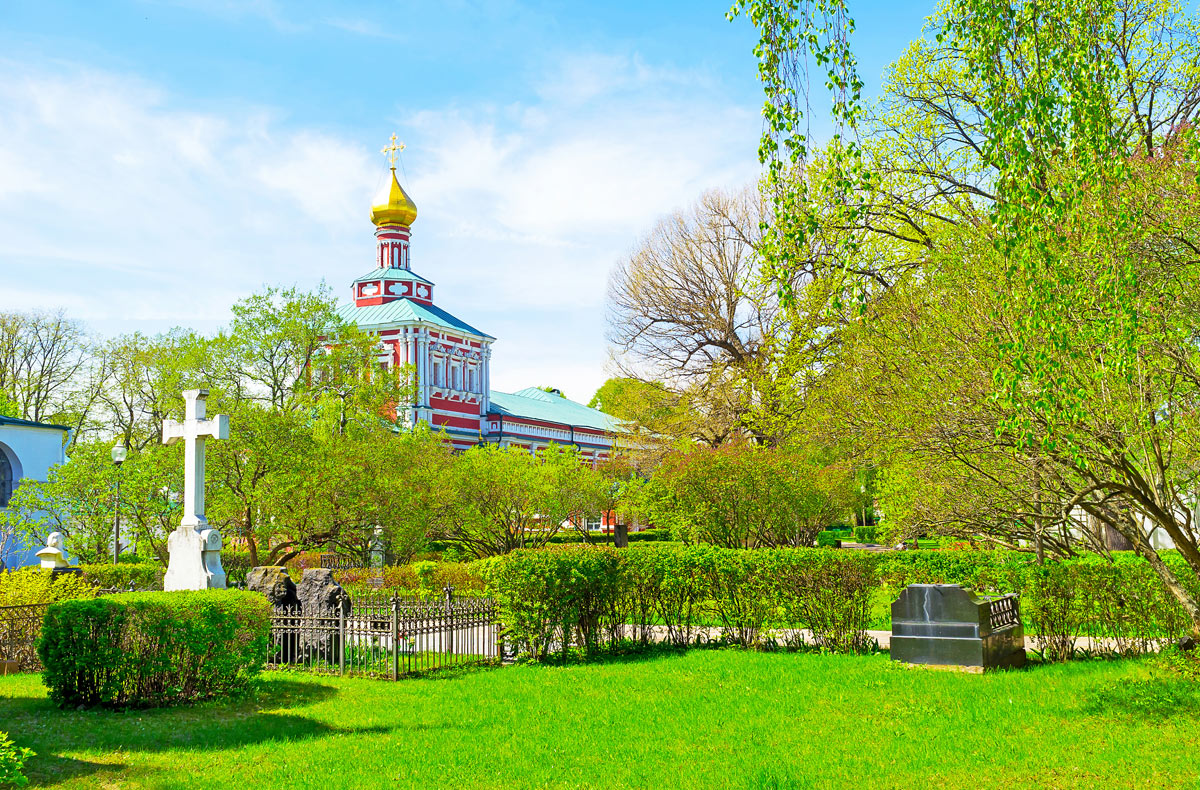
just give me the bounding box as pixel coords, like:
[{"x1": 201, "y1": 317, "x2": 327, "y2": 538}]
[
  {"x1": 331, "y1": 562, "x2": 485, "y2": 596},
  {"x1": 816, "y1": 531, "x2": 841, "y2": 548},
  {"x1": 79, "y1": 561, "x2": 163, "y2": 591},
  {"x1": 38, "y1": 590, "x2": 270, "y2": 709},
  {"x1": 437, "y1": 443, "x2": 609, "y2": 558},
  {"x1": 221, "y1": 551, "x2": 254, "y2": 586},
  {"x1": 0, "y1": 730, "x2": 32, "y2": 788},
  {"x1": 637, "y1": 442, "x2": 853, "y2": 548},
  {"x1": 484, "y1": 545, "x2": 880, "y2": 660},
  {"x1": 482, "y1": 545, "x2": 624, "y2": 659},
  {"x1": 766, "y1": 549, "x2": 879, "y2": 652},
  {"x1": 0, "y1": 568, "x2": 95, "y2": 606},
  {"x1": 853, "y1": 526, "x2": 878, "y2": 543}
]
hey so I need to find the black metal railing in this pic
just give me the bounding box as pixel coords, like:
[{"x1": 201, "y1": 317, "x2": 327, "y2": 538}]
[
  {"x1": 0, "y1": 603, "x2": 49, "y2": 672},
  {"x1": 987, "y1": 594, "x2": 1021, "y2": 631},
  {"x1": 267, "y1": 587, "x2": 499, "y2": 678},
  {"x1": 318, "y1": 554, "x2": 367, "y2": 570},
  {"x1": 0, "y1": 585, "x2": 173, "y2": 674}
]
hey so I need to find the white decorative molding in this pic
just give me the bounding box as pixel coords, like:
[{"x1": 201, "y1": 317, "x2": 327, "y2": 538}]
[{"x1": 361, "y1": 283, "x2": 380, "y2": 296}]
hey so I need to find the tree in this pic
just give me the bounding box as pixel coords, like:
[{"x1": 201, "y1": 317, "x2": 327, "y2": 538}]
[
  {"x1": 0, "y1": 310, "x2": 100, "y2": 436},
  {"x1": 0, "y1": 441, "x2": 183, "y2": 563},
  {"x1": 822, "y1": 146, "x2": 1200, "y2": 634},
  {"x1": 435, "y1": 444, "x2": 585, "y2": 558},
  {"x1": 606, "y1": 188, "x2": 792, "y2": 445},
  {"x1": 636, "y1": 441, "x2": 852, "y2": 548},
  {"x1": 261, "y1": 425, "x2": 451, "y2": 565}
]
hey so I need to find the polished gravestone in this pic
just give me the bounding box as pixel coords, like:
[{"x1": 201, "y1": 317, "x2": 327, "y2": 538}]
[{"x1": 891, "y1": 584, "x2": 1026, "y2": 670}]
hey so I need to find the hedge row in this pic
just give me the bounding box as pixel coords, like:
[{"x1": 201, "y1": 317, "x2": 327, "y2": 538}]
[
  {"x1": 39, "y1": 590, "x2": 271, "y2": 708},
  {"x1": 481, "y1": 544, "x2": 879, "y2": 660},
  {"x1": 80, "y1": 561, "x2": 164, "y2": 590},
  {"x1": 0, "y1": 567, "x2": 96, "y2": 606},
  {"x1": 482, "y1": 545, "x2": 1200, "y2": 662},
  {"x1": 331, "y1": 561, "x2": 485, "y2": 595}
]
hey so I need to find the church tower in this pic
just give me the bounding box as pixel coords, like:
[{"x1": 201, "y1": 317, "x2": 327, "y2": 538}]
[{"x1": 338, "y1": 135, "x2": 494, "y2": 448}]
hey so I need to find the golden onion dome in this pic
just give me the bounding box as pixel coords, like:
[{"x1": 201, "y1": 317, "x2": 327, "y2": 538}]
[{"x1": 370, "y1": 168, "x2": 418, "y2": 227}]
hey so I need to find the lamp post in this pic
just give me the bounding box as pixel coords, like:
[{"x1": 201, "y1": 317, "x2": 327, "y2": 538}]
[{"x1": 111, "y1": 442, "x2": 127, "y2": 564}]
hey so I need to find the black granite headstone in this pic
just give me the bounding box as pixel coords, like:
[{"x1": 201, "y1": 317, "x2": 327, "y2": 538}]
[{"x1": 891, "y1": 584, "x2": 1025, "y2": 670}]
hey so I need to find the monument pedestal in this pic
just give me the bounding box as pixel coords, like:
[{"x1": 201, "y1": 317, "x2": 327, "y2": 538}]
[{"x1": 163, "y1": 521, "x2": 226, "y2": 591}]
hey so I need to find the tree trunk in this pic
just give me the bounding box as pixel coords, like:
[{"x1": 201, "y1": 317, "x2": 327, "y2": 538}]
[{"x1": 244, "y1": 506, "x2": 259, "y2": 567}]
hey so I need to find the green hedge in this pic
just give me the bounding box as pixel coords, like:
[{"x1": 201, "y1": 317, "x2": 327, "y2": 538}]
[
  {"x1": 483, "y1": 545, "x2": 1200, "y2": 663},
  {"x1": 482, "y1": 544, "x2": 881, "y2": 660},
  {"x1": 332, "y1": 561, "x2": 485, "y2": 595},
  {"x1": 80, "y1": 562, "x2": 164, "y2": 591},
  {"x1": 816, "y1": 531, "x2": 842, "y2": 548},
  {"x1": 0, "y1": 567, "x2": 96, "y2": 606},
  {"x1": 39, "y1": 590, "x2": 271, "y2": 709},
  {"x1": 854, "y1": 526, "x2": 879, "y2": 544}
]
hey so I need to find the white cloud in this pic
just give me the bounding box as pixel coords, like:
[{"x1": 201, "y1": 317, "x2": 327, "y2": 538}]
[{"x1": 0, "y1": 51, "x2": 760, "y2": 403}]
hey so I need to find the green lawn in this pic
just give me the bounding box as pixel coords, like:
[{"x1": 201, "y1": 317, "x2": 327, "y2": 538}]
[{"x1": 3, "y1": 650, "x2": 1199, "y2": 789}]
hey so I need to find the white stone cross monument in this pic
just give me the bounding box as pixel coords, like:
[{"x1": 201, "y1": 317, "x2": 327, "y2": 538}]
[{"x1": 162, "y1": 388, "x2": 230, "y2": 591}]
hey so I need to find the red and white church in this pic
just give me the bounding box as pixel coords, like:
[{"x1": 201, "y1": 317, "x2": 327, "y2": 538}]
[{"x1": 335, "y1": 140, "x2": 621, "y2": 461}]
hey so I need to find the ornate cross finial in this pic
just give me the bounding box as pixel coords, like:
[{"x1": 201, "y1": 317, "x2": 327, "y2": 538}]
[{"x1": 381, "y1": 133, "x2": 405, "y2": 168}]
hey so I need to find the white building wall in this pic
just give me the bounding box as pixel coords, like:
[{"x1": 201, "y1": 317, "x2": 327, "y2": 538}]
[{"x1": 0, "y1": 423, "x2": 69, "y2": 569}]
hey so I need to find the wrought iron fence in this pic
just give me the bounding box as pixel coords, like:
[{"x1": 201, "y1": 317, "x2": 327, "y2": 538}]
[
  {"x1": 0, "y1": 585, "x2": 153, "y2": 674},
  {"x1": 0, "y1": 603, "x2": 49, "y2": 672},
  {"x1": 318, "y1": 554, "x2": 368, "y2": 570},
  {"x1": 987, "y1": 594, "x2": 1021, "y2": 631},
  {"x1": 267, "y1": 587, "x2": 499, "y2": 678}
]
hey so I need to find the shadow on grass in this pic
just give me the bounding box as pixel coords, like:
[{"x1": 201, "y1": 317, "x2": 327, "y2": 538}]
[{"x1": 1, "y1": 676, "x2": 391, "y2": 761}]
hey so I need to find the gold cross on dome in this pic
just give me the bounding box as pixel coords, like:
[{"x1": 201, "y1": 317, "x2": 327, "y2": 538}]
[{"x1": 381, "y1": 133, "x2": 405, "y2": 168}]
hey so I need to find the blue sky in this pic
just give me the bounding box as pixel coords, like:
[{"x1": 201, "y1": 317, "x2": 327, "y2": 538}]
[{"x1": 0, "y1": 0, "x2": 934, "y2": 402}]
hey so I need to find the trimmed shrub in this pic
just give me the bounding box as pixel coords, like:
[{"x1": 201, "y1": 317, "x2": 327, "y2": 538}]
[
  {"x1": 853, "y1": 526, "x2": 879, "y2": 544},
  {"x1": 816, "y1": 531, "x2": 841, "y2": 548},
  {"x1": 80, "y1": 562, "x2": 163, "y2": 591},
  {"x1": 767, "y1": 549, "x2": 880, "y2": 652},
  {"x1": 0, "y1": 568, "x2": 96, "y2": 606},
  {"x1": 482, "y1": 545, "x2": 623, "y2": 660},
  {"x1": 621, "y1": 543, "x2": 710, "y2": 646},
  {"x1": 39, "y1": 590, "x2": 270, "y2": 708},
  {"x1": 486, "y1": 544, "x2": 883, "y2": 659},
  {"x1": 702, "y1": 547, "x2": 775, "y2": 647}
]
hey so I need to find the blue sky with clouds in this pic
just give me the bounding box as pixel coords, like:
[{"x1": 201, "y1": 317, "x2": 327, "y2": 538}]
[{"x1": 0, "y1": 0, "x2": 934, "y2": 402}]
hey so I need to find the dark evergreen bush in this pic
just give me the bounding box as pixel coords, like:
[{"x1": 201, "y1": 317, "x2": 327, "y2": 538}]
[{"x1": 39, "y1": 590, "x2": 270, "y2": 708}]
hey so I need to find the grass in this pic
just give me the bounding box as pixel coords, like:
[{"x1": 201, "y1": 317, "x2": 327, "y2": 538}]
[{"x1": 3, "y1": 650, "x2": 1200, "y2": 789}]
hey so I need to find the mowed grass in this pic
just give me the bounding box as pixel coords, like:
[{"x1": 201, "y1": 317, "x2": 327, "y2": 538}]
[{"x1": 3, "y1": 650, "x2": 1200, "y2": 790}]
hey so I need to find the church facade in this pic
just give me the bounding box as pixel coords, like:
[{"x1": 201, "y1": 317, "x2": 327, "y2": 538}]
[
  {"x1": 335, "y1": 142, "x2": 620, "y2": 460},
  {"x1": 0, "y1": 415, "x2": 70, "y2": 568}
]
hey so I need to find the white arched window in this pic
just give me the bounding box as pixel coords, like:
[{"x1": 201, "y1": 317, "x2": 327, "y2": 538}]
[{"x1": 0, "y1": 450, "x2": 12, "y2": 508}]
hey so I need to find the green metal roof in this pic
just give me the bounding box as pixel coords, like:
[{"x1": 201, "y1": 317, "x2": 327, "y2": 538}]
[
  {"x1": 337, "y1": 298, "x2": 494, "y2": 339},
  {"x1": 352, "y1": 266, "x2": 433, "y2": 286},
  {"x1": 0, "y1": 415, "x2": 70, "y2": 431},
  {"x1": 488, "y1": 387, "x2": 622, "y2": 432}
]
